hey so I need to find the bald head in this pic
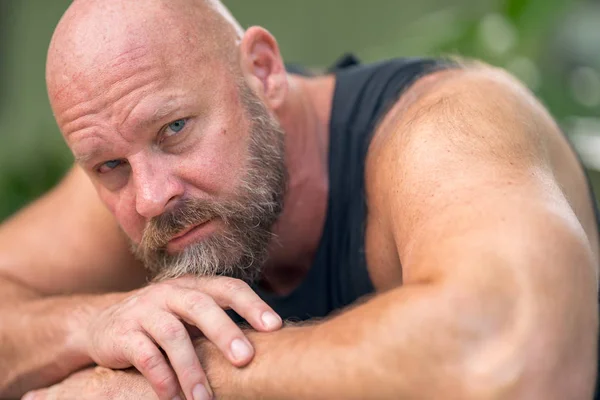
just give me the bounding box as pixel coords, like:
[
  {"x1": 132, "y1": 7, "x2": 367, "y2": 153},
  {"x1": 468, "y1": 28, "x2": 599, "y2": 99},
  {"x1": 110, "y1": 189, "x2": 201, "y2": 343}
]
[
  {"x1": 43, "y1": 0, "x2": 291, "y2": 281},
  {"x1": 47, "y1": 0, "x2": 244, "y2": 108}
]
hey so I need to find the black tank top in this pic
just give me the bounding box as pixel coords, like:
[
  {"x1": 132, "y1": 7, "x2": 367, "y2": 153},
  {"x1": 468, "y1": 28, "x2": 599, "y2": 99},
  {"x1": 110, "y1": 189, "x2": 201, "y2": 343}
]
[
  {"x1": 251, "y1": 56, "x2": 455, "y2": 320},
  {"x1": 248, "y1": 55, "x2": 600, "y2": 396}
]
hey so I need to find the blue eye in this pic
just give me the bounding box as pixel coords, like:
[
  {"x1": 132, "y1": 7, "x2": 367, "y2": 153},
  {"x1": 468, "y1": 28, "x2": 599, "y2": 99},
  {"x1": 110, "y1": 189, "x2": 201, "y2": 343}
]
[
  {"x1": 98, "y1": 159, "x2": 124, "y2": 174},
  {"x1": 105, "y1": 160, "x2": 121, "y2": 169},
  {"x1": 166, "y1": 119, "x2": 186, "y2": 135}
]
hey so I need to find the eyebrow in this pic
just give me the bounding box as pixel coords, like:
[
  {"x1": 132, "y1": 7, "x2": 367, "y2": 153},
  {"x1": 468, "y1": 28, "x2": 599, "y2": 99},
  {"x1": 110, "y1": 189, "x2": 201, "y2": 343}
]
[
  {"x1": 74, "y1": 98, "x2": 186, "y2": 165},
  {"x1": 139, "y1": 98, "x2": 181, "y2": 128},
  {"x1": 74, "y1": 149, "x2": 105, "y2": 165}
]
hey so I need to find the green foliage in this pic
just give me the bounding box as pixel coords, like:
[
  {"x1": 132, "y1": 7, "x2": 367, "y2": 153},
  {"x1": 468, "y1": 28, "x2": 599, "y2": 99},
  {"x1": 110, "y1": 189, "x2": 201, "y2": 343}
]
[{"x1": 0, "y1": 145, "x2": 71, "y2": 221}]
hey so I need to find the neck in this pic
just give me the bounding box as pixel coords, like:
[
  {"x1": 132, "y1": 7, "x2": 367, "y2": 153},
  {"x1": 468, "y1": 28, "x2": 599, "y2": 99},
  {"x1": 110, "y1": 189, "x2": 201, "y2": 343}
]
[{"x1": 260, "y1": 73, "x2": 335, "y2": 295}]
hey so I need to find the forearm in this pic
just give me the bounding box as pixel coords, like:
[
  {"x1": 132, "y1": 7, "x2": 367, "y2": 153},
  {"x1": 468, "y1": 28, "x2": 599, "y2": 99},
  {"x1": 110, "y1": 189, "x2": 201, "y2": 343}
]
[
  {"x1": 197, "y1": 283, "x2": 522, "y2": 400},
  {"x1": 0, "y1": 278, "x2": 127, "y2": 398},
  {"x1": 198, "y1": 221, "x2": 598, "y2": 398},
  {"x1": 23, "y1": 283, "x2": 515, "y2": 400}
]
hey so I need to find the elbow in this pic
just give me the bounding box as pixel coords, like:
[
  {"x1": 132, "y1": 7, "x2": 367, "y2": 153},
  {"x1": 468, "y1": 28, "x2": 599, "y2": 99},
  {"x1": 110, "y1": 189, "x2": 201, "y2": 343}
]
[
  {"x1": 435, "y1": 280, "x2": 597, "y2": 399},
  {"x1": 444, "y1": 254, "x2": 597, "y2": 398},
  {"x1": 457, "y1": 325, "x2": 597, "y2": 399}
]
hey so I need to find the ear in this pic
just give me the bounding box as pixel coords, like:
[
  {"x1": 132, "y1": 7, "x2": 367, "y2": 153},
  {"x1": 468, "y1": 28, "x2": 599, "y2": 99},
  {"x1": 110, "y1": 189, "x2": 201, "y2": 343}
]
[{"x1": 239, "y1": 26, "x2": 288, "y2": 111}]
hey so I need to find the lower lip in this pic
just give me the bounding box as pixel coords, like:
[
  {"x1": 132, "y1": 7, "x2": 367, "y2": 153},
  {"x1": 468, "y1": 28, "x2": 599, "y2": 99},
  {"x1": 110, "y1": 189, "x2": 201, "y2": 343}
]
[{"x1": 166, "y1": 219, "x2": 217, "y2": 254}]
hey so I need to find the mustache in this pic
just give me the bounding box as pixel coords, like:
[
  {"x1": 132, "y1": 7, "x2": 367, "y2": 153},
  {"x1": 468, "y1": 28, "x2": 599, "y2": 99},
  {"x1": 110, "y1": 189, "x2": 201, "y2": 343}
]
[{"x1": 139, "y1": 197, "x2": 227, "y2": 251}]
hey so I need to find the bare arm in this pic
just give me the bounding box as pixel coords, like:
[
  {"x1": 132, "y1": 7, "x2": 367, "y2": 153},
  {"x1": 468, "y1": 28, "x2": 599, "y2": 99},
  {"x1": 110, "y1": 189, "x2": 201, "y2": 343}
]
[
  {"x1": 0, "y1": 167, "x2": 283, "y2": 400},
  {"x1": 190, "y1": 67, "x2": 598, "y2": 399},
  {"x1": 0, "y1": 166, "x2": 147, "y2": 397},
  {"x1": 0, "y1": 166, "x2": 147, "y2": 296}
]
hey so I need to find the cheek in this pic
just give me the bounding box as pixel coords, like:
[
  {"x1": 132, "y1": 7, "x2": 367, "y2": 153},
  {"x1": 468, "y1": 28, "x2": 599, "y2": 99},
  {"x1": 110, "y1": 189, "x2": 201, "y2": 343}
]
[
  {"x1": 180, "y1": 126, "x2": 250, "y2": 196},
  {"x1": 98, "y1": 187, "x2": 144, "y2": 243}
]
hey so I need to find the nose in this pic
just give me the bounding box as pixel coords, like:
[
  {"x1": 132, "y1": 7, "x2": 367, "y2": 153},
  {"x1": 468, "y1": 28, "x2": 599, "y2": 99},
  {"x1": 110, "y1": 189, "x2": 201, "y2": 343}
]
[{"x1": 131, "y1": 157, "x2": 183, "y2": 219}]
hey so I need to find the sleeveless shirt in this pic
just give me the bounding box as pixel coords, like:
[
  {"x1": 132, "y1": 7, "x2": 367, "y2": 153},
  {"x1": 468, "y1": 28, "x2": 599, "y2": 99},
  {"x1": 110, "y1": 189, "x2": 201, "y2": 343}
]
[
  {"x1": 252, "y1": 56, "x2": 455, "y2": 320},
  {"x1": 247, "y1": 55, "x2": 600, "y2": 396}
]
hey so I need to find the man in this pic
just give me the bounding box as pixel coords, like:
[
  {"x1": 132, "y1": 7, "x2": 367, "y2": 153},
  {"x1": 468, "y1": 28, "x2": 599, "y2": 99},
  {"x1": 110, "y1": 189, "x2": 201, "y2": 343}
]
[{"x1": 0, "y1": 0, "x2": 597, "y2": 398}]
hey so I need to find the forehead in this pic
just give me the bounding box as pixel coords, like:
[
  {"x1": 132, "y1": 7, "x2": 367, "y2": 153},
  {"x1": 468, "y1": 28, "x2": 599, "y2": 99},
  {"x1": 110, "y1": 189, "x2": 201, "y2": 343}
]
[
  {"x1": 61, "y1": 54, "x2": 239, "y2": 167},
  {"x1": 52, "y1": 40, "x2": 231, "y2": 139},
  {"x1": 53, "y1": 45, "x2": 164, "y2": 117},
  {"x1": 47, "y1": 1, "x2": 228, "y2": 123},
  {"x1": 52, "y1": 36, "x2": 200, "y2": 104}
]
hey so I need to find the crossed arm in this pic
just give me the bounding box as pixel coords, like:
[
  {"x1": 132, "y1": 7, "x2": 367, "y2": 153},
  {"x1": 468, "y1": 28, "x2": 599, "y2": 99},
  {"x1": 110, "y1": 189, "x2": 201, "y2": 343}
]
[{"x1": 30, "y1": 66, "x2": 599, "y2": 399}]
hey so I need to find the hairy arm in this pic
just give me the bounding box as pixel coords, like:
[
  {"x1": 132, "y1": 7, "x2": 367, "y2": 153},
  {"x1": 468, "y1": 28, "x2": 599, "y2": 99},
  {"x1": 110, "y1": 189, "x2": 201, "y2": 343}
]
[
  {"x1": 0, "y1": 167, "x2": 146, "y2": 397},
  {"x1": 192, "y1": 67, "x2": 598, "y2": 399}
]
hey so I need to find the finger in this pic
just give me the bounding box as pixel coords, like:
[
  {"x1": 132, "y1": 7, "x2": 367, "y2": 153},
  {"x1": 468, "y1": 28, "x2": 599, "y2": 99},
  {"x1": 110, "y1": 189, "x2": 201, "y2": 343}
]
[
  {"x1": 142, "y1": 313, "x2": 213, "y2": 400},
  {"x1": 167, "y1": 290, "x2": 255, "y2": 367},
  {"x1": 123, "y1": 333, "x2": 181, "y2": 400},
  {"x1": 199, "y1": 277, "x2": 282, "y2": 332}
]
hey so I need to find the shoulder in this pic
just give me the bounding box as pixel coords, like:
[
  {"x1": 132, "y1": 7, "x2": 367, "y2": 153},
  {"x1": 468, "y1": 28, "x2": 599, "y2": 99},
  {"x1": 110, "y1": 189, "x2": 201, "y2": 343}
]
[
  {"x1": 364, "y1": 60, "x2": 598, "y2": 258},
  {"x1": 368, "y1": 61, "x2": 556, "y2": 170},
  {"x1": 365, "y1": 61, "x2": 562, "y2": 203}
]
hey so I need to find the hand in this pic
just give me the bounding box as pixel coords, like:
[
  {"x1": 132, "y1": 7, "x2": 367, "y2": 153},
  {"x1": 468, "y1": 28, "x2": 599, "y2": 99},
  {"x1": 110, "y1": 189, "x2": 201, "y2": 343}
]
[
  {"x1": 22, "y1": 367, "x2": 156, "y2": 400},
  {"x1": 84, "y1": 276, "x2": 282, "y2": 400}
]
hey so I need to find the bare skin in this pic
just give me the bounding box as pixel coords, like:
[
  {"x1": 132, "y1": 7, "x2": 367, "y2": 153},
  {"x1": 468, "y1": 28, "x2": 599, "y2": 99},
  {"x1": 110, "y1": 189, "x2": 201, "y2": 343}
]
[
  {"x1": 2, "y1": 2, "x2": 292, "y2": 399},
  {"x1": 1, "y1": 0, "x2": 598, "y2": 399}
]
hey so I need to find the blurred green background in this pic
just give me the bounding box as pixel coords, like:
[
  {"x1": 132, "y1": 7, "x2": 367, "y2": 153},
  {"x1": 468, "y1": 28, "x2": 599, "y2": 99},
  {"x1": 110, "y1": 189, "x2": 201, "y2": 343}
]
[{"x1": 1, "y1": 0, "x2": 599, "y2": 222}]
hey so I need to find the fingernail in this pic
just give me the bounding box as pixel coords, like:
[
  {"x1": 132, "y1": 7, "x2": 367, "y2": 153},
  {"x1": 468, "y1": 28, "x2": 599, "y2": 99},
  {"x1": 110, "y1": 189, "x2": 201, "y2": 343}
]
[
  {"x1": 261, "y1": 311, "x2": 281, "y2": 330},
  {"x1": 193, "y1": 383, "x2": 212, "y2": 400},
  {"x1": 22, "y1": 393, "x2": 36, "y2": 400},
  {"x1": 173, "y1": 396, "x2": 183, "y2": 400},
  {"x1": 230, "y1": 338, "x2": 253, "y2": 362}
]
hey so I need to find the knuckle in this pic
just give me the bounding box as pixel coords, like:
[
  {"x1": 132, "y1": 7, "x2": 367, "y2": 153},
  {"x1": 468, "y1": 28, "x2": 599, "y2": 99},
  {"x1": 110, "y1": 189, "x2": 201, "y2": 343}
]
[
  {"x1": 137, "y1": 350, "x2": 164, "y2": 372},
  {"x1": 130, "y1": 295, "x2": 153, "y2": 310},
  {"x1": 122, "y1": 292, "x2": 141, "y2": 307},
  {"x1": 153, "y1": 372, "x2": 178, "y2": 394},
  {"x1": 183, "y1": 292, "x2": 213, "y2": 312},
  {"x1": 118, "y1": 318, "x2": 139, "y2": 334},
  {"x1": 115, "y1": 330, "x2": 135, "y2": 349},
  {"x1": 119, "y1": 336, "x2": 150, "y2": 361},
  {"x1": 181, "y1": 364, "x2": 205, "y2": 383},
  {"x1": 148, "y1": 282, "x2": 171, "y2": 298},
  {"x1": 221, "y1": 278, "x2": 250, "y2": 294},
  {"x1": 157, "y1": 321, "x2": 187, "y2": 342}
]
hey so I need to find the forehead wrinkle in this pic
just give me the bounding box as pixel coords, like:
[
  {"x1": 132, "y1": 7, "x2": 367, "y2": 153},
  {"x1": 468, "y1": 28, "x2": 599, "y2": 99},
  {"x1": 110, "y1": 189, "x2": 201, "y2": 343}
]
[
  {"x1": 108, "y1": 45, "x2": 150, "y2": 71},
  {"x1": 50, "y1": 0, "x2": 245, "y2": 156},
  {"x1": 124, "y1": 96, "x2": 183, "y2": 133},
  {"x1": 58, "y1": 61, "x2": 163, "y2": 137},
  {"x1": 62, "y1": 71, "x2": 168, "y2": 169},
  {"x1": 58, "y1": 52, "x2": 160, "y2": 114},
  {"x1": 112, "y1": 78, "x2": 172, "y2": 139},
  {"x1": 62, "y1": 112, "x2": 103, "y2": 140},
  {"x1": 71, "y1": 133, "x2": 112, "y2": 163},
  {"x1": 51, "y1": 44, "x2": 150, "y2": 103}
]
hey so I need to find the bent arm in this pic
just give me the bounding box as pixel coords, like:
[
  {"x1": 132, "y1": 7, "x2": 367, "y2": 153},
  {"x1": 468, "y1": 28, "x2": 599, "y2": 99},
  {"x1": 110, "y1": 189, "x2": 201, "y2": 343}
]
[
  {"x1": 0, "y1": 166, "x2": 147, "y2": 397},
  {"x1": 0, "y1": 166, "x2": 147, "y2": 296},
  {"x1": 194, "y1": 67, "x2": 598, "y2": 399},
  {"x1": 0, "y1": 284, "x2": 128, "y2": 398},
  {"x1": 199, "y1": 224, "x2": 595, "y2": 400}
]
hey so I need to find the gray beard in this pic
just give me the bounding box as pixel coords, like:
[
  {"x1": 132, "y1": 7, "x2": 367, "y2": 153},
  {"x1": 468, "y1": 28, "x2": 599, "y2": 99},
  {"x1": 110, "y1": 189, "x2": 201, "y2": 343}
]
[{"x1": 131, "y1": 81, "x2": 287, "y2": 283}]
